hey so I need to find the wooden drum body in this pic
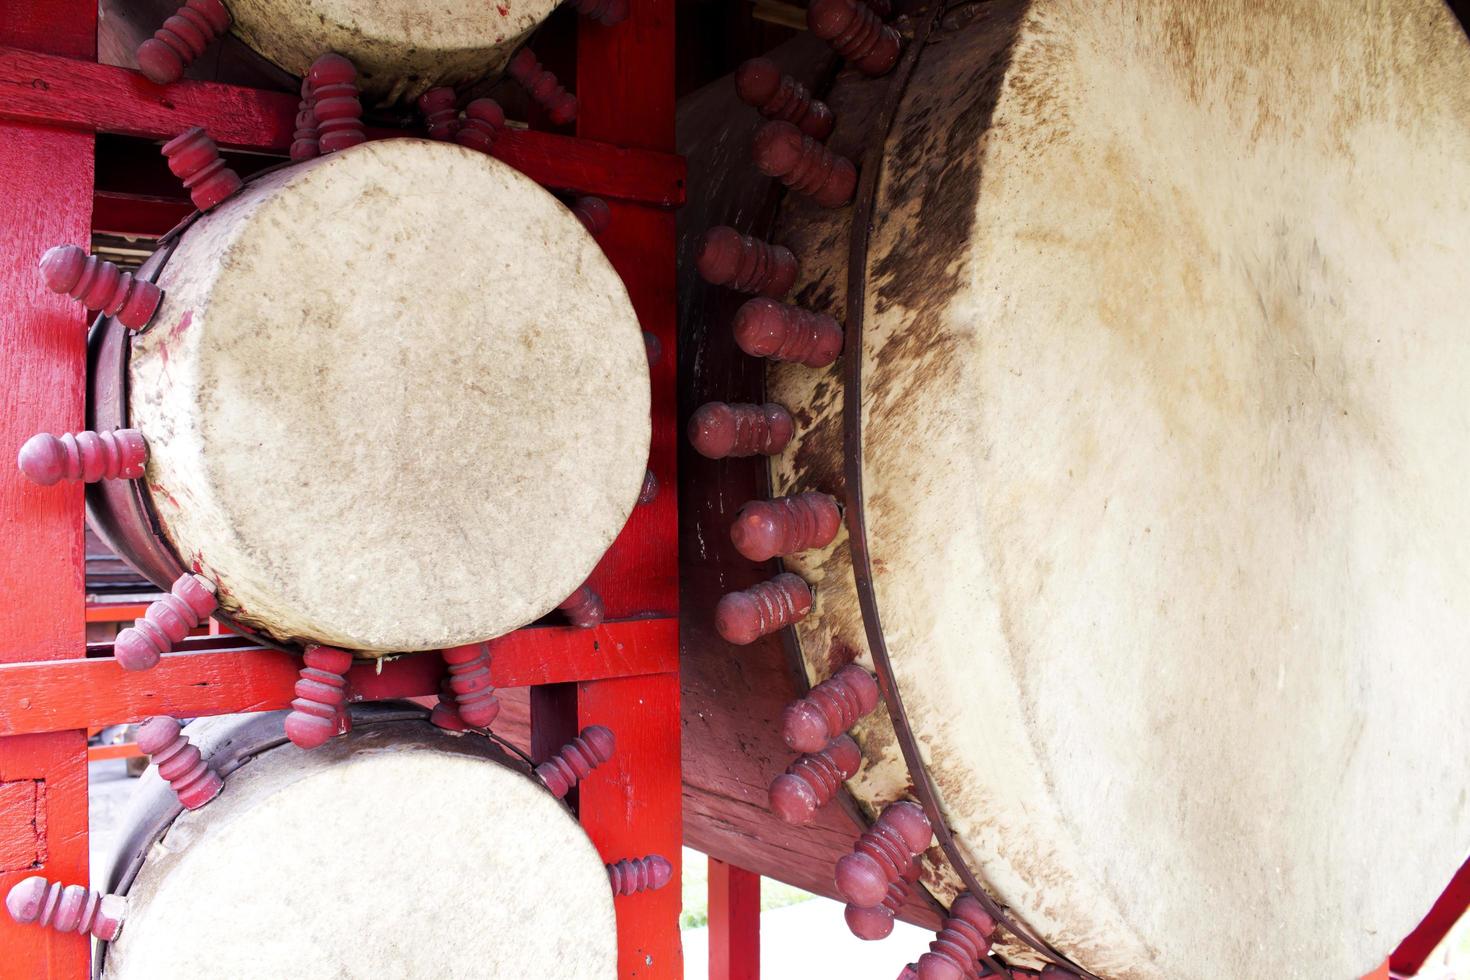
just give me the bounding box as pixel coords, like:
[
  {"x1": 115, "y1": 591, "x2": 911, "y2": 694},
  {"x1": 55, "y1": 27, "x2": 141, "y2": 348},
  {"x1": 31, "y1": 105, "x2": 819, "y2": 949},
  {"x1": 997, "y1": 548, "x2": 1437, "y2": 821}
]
[{"x1": 681, "y1": 3, "x2": 1470, "y2": 977}]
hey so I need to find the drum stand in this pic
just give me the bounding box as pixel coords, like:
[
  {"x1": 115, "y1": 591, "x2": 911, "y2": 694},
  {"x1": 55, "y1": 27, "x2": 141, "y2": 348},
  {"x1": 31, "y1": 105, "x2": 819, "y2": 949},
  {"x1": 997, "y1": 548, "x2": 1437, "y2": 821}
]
[{"x1": 0, "y1": 2, "x2": 682, "y2": 976}]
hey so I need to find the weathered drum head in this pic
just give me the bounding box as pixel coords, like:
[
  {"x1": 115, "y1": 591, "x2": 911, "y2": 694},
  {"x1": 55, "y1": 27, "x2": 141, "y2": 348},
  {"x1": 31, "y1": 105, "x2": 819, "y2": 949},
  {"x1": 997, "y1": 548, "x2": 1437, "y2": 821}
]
[
  {"x1": 132, "y1": 139, "x2": 648, "y2": 653},
  {"x1": 102, "y1": 716, "x2": 617, "y2": 978},
  {"x1": 771, "y1": 1, "x2": 1470, "y2": 976}
]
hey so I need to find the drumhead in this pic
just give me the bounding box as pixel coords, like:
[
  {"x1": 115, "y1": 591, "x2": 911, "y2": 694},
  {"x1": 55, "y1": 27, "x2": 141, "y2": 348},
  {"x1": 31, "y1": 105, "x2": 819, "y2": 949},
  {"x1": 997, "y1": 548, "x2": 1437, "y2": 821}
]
[{"x1": 132, "y1": 139, "x2": 649, "y2": 653}]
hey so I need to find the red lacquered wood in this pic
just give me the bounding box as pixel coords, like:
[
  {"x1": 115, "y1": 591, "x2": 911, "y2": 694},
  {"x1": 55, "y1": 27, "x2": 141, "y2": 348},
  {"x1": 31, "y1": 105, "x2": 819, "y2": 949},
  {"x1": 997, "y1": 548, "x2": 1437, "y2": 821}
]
[
  {"x1": 0, "y1": 48, "x2": 686, "y2": 206},
  {"x1": 112, "y1": 572, "x2": 216, "y2": 672},
  {"x1": 715, "y1": 573, "x2": 812, "y2": 646},
  {"x1": 417, "y1": 87, "x2": 460, "y2": 141},
  {"x1": 735, "y1": 58, "x2": 834, "y2": 141},
  {"x1": 733, "y1": 296, "x2": 844, "y2": 367},
  {"x1": 845, "y1": 858, "x2": 920, "y2": 941},
  {"x1": 570, "y1": 0, "x2": 629, "y2": 26},
  {"x1": 688, "y1": 402, "x2": 794, "y2": 459},
  {"x1": 752, "y1": 120, "x2": 857, "y2": 208},
  {"x1": 283, "y1": 645, "x2": 352, "y2": 749},
  {"x1": 428, "y1": 677, "x2": 467, "y2": 732},
  {"x1": 16, "y1": 430, "x2": 147, "y2": 487},
  {"x1": 709, "y1": 858, "x2": 760, "y2": 980},
  {"x1": 1392, "y1": 855, "x2": 1470, "y2": 974},
  {"x1": 161, "y1": 125, "x2": 240, "y2": 210},
  {"x1": 696, "y1": 227, "x2": 797, "y2": 298},
  {"x1": 835, "y1": 801, "x2": 934, "y2": 908},
  {"x1": 440, "y1": 641, "x2": 500, "y2": 729},
  {"x1": 574, "y1": 196, "x2": 612, "y2": 235},
  {"x1": 37, "y1": 245, "x2": 161, "y2": 329},
  {"x1": 915, "y1": 893, "x2": 997, "y2": 980},
  {"x1": 536, "y1": 724, "x2": 615, "y2": 799},
  {"x1": 135, "y1": 0, "x2": 231, "y2": 86},
  {"x1": 731, "y1": 491, "x2": 841, "y2": 562},
  {"x1": 807, "y1": 0, "x2": 902, "y2": 76},
  {"x1": 454, "y1": 98, "x2": 504, "y2": 153},
  {"x1": 307, "y1": 54, "x2": 364, "y2": 154},
  {"x1": 606, "y1": 854, "x2": 673, "y2": 895},
  {"x1": 84, "y1": 601, "x2": 153, "y2": 624},
  {"x1": 782, "y1": 663, "x2": 879, "y2": 753},
  {"x1": 5, "y1": 876, "x2": 125, "y2": 941},
  {"x1": 509, "y1": 48, "x2": 577, "y2": 126},
  {"x1": 559, "y1": 585, "x2": 606, "y2": 629},
  {"x1": 135, "y1": 715, "x2": 221, "y2": 810},
  {"x1": 91, "y1": 191, "x2": 193, "y2": 238},
  {"x1": 768, "y1": 733, "x2": 861, "y2": 825}
]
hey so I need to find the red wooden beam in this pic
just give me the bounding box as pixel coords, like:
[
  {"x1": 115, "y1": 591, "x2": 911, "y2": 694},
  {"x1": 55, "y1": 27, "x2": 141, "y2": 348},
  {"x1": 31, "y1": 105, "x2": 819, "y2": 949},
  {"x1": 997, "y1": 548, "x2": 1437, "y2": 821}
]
[
  {"x1": 1391, "y1": 855, "x2": 1470, "y2": 975},
  {"x1": 0, "y1": 618, "x2": 676, "y2": 736},
  {"x1": 91, "y1": 190, "x2": 192, "y2": 238},
  {"x1": 0, "y1": 46, "x2": 686, "y2": 206},
  {"x1": 83, "y1": 600, "x2": 153, "y2": 624},
  {"x1": 709, "y1": 858, "x2": 761, "y2": 980}
]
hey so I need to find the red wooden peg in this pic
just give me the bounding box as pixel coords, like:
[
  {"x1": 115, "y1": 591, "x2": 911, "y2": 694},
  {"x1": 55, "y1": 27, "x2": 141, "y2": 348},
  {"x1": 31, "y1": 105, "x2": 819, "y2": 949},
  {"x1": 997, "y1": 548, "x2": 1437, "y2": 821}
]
[
  {"x1": 835, "y1": 800, "x2": 934, "y2": 908},
  {"x1": 558, "y1": 585, "x2": 605, "y2": 628},
  {"x1": 573, "y1": 196, "x2": 611, "y2": 236},
  {"x1": 6, "y1": 876, "x2": 125, "y2": 941},
  {"x1": 136, "y1": 0, "x2": 231, "y2": 85},
  {"x1": 696, "y1": 226, "x2": 798, "y2": 298},
  {"x1": 898, "y1": 966, "x2": 920, "y2": 980},
  {"x1": 440, "y1": 642, "x2": 501, "y2": 728},
  {"x1": 38, "y1": 245, "x2": 162, "y2": 330},
  {"x1": 782, "y1": 663, "x2": 880, "y2": 753},
  {"x1": 309, "y1": 54, "x2": 366, "y2": 154},
  {"x1": 569, "y1": 0, "x2": 629, "y2": 26},
  {"x1": 769, "y1": 733, "x2": 862, "y2": 825},
  {"x1": 18, "y1": 429, "x2": 147, "y2": 487},
  {"x1": 284, "y1": 645, "x2": 353, "y2": 749},
  {"x1": 429, "y1": 676, "x2": 467, "y2": 732},
  {"x1": 508, "y1": 48, "x2": 577, "y2": 126},
  {"x1": 113, "y1": 573, "x2": 216, "y2": 671},
  {"x1": 735, "y1": 58, "x2": 835, "y2": 141},
  {"x1": 536, "y1": 725, "x2": 616, "y2": 799},
  {"x1": 752, "y1": 120, "x2": 857, "y2": 208},
  {"x1": 606, "y1": 855, "x2": 674, "y2": 895},
  {"x1": 734, "y1": 296, "x2": 844, "y2": 368},
  {"x1": 639, "y1": 469, "x2": 659, "y2": 505},
  {"x1": 455, "y1": 98, "x2": 505, "y2": 153},
  {"x1": 291, "y1": 106, "x2": 320, "y2": 162},
  {"x1": 807, "y1": 0, "x2": 902, "y2": 77},
  {"x1": 916, "y1": 893, "x2": 998, "y2": 980},
  {"x1": 845, "y1": 857, "x2": 921, "y2": 941},
  {"x1": 162, "y1": 127, "x2": 242, "y2": 211},
  {"x1": 731, "y1": 491, "x2": 842, "y2": 562},
  {"x1": 688, "y1": 402, "x2": 794, "y2": 459},
  {"x1": 715, "y1": 572, "x2": 812, "y2": 646},
  {"x1": 136, "y1": 715, "x2": 223, "y2": 810},
  {"x1": 418, "y1": 87, "x2": 461, "y2": 140}
]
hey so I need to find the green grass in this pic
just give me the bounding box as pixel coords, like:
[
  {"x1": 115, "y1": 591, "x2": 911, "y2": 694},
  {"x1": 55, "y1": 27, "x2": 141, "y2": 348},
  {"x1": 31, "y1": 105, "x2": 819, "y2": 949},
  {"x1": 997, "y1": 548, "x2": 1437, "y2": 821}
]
[{"x1": 679, "y1": 848, "x2": 817, "y2": 930}]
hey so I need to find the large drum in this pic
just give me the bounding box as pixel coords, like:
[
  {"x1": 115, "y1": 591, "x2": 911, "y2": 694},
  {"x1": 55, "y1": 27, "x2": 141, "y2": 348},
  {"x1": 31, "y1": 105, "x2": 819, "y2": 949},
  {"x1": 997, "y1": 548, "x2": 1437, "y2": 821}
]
[{"x1": 680, "y1": 2, "x2": 1470, "y2": 977}]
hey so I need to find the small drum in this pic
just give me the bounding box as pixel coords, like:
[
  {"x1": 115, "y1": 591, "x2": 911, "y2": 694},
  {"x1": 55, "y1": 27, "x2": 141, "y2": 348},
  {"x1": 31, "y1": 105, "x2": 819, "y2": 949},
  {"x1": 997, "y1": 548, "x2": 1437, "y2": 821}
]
[
  {"x1": 90, "y1": 138, "x2": 650, "y2": 653},
  {"x1": 100, "y1": 709, "x2": 618, "y2": 978},
  {"x1": 680, "y1": 2, "x2": 1470, "y2": 977}
]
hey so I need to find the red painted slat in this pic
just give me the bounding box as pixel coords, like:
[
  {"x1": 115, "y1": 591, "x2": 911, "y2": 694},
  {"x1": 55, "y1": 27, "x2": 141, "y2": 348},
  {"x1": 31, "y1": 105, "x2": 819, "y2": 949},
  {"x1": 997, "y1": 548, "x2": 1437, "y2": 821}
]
[
  {"x1": 709, "y1": 858, "x2": 762, "y2": 980},
  {"x1": 91, "y1": 190, "x2": 191, "y2": 238}
]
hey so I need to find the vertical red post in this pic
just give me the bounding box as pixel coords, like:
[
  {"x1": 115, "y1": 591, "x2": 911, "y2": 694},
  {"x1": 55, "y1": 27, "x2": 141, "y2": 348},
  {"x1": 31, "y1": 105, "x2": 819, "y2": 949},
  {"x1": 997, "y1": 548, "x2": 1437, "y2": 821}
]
[
  {"x1": 709, "y1": 858, "x2": 761, "y2": 980},
  {"x1": 0, "y1": 2, "x2": 98, "y2": 977}
]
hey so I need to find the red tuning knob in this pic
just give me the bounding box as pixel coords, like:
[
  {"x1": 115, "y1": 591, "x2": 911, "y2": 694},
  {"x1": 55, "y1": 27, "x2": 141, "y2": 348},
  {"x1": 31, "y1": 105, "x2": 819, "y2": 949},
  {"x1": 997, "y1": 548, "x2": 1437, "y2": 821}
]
[
  {"x1": 606, "y1": 855, "x2": 673, "y2": 895},
  {"x1": 731, "y1": 491, "x2": 841, "y2": 562},
  {"x1": 835, "y1": 800, "x2": 933, "y2": 908},
  {"x1": 135, "y1": 0, "x2": 231, "y2": 85},
  {"x1": 688, "y1": 402, "x2": 794, "y2": 459},
  {"x1": 733, "y1": 297, "x2": 844, "y2": 368},
  {"x1": 509, "y1": 48, "x2": 577, "y2": 126},
  {"x1": 136, "y1": 715, "x2": 223, "y2": 810},
  {"x1": 291, "y1": 106, "x2": 320, "y2": 162},
  {"x1": 418, "y1": 87, "x2": 461, "y2": 140},
  {"x1": 441, "y1": 642, "x2": 501, "y2": 728},
  {"x1": 17, "y1": 430, "x2": 147, "y2": 487},
  {"x1": 639, "y1": 469, "x2": 659, "y2": 505},
  {"x1": 162, "y1": 127, "x2": 242, "y2": 211},
  {"x1": 309, "y1": 54, "x2": 365, "y2": 154},
  {"x1": 845, "y1": 857, "x2": 920, "y2": 940},
  {"x1": 735, "y1": 58, "x2": 835, "y2": 141},
  {"x1": 429, "y1": 677, "x2": 467, "y2": 732},
  {"x1": 915, "y1": 893, "x2": 998, "y2": 980},
  {"x1": 769, "y1": 733, "x2": 861, "y2": 825},
  {"x1": 782, "y1": 663, "x2": 879, "y2": 753},
  {"x1": 696, "y1": 227, "x2": 798, "y2": 298},
  {"x1": 558, "y1": 585, "x2": 605, "y2": 628},
  {"x1": 715, "y1": 572, "x2": 812, "y2": 646},
  {"x1": 284, "y1": 645, "x2": 353, "y2": 749},
  {"x1": 752, "y1": 120, "x2": 857, "y2": 208},
  {"x1": 898, "y1": 966, "x2": 920, "y2": 980},
  {"x1": 807, "y1": 0, "x2": 902, "y2": 77},
  {"x1": 573, "y1": 196, "x2": 611, "y2": 236},
  {"x1": 569, "y1": 0, "x2": 629, "y2": 25},
  {"x1": 455, "y1": 98, "x2": 505, "y2": 153},
  {"x1": 113, "y1": 573, "x2": 216, "y2": 671},
  {"x1": 38, "y1": 245, "x2": 162, "y2": 330},
  {"x1": 5, "y1": 876, "x2": 125, "y2": 941},
  {"x1": 536, "y1": 725, "x2": 616, "y2": 799}
]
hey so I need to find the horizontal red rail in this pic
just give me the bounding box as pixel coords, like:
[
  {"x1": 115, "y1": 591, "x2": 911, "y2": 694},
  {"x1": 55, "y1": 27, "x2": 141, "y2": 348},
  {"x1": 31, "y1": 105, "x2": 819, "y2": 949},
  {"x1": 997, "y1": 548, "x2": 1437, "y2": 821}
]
[
  {"x1": 0, "y1": 617, "x2": 676, "y2": 736},
  {"x1": 0, "y1": 47, "x2": 685, "y2": 207},
  {"x1": 84, "y1": 601, "x2": 153, "y2": 623},
  {"x1": 87, "y1": 742, "x2": 141, "y2": 762}
]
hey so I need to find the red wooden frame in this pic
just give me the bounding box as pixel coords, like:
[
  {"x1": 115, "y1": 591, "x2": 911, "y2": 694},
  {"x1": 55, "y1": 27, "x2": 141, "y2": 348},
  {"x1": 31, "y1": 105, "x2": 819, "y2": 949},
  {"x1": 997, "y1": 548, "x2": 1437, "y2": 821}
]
[
  {"x1": 709, "y1": 858, "x2": 761, "y2": 980},
  {"x1": 0, "y1": 2, "x2": 680, "y2": 976}
]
